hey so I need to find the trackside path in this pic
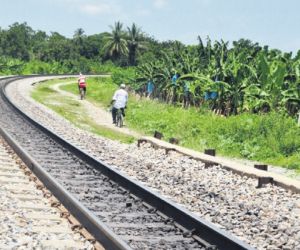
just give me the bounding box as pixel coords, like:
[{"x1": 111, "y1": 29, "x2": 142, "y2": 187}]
[{"x1": 51, "y1": 81, "x2": 141, "y2": 138}]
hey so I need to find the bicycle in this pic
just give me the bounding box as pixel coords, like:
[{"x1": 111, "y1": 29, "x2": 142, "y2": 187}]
[
  {"x1": 115, "y1": 108, "x2": 123, "y2": 128},
  {"x1": 79, "y1": 87, "x2": 85, "y2": 100}
]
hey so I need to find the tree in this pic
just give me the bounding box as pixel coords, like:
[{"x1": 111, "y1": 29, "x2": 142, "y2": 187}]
[
  {"x1": 3, "y1": 22, "x2": 34, "y2": 61},
  {"x1": 127, "y1": 23, "x2": 145, "y2": 66},
  {"x1": 44, "y1": 32, "x2": 72, "y2": 61},
  {"x1": 83, "y1": 33, "x2": 106, "y2": 60},
  {"x1": 103, "y1": 21, "x2": 128, "y2": 63},
  {"x1": 32, "y1": 30, "x2": 48, "y2": 60},
  {"x1": 73, "y1": 28, "x2": 85, "y2": 41},
  {"x1": 73, "y1": 28, "x2": 87, "y2": 58}
]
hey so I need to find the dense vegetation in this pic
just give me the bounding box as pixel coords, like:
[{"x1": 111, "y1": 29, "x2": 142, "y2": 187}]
[
  {"x1": 135, "y1": 39, "x2": 300, "y2": 117},
  {"x1": 0, "y1": 21, "x2": 158, "y2": 73},
  {"x1": 1, "y1": 22, "x2": 300, "y2": 118}
]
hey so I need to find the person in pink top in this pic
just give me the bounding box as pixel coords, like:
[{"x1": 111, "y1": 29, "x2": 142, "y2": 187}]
[{"x1": 78, "y1": 72, "x2": 87, "y2": 96}]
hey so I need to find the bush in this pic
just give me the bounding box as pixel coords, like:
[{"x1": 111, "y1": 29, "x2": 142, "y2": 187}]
[{"x1": 111, "y1": 67, "x2": 136, "y2": 87}]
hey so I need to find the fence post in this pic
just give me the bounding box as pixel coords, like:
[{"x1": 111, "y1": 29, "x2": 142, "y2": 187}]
[{"x1": 204, "y1": 149, "x2": 216, "y2": 156}]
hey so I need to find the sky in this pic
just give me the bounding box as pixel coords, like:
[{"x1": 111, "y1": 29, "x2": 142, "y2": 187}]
[{"x1": 0, "y1": 0, "x2": 299, "y2": 53}]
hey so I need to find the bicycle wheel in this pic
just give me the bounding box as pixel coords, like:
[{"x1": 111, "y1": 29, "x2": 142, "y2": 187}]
[
  {"x1": 116, "y1": 110, "x2": 123, "y2": 128},
  {"x1": 80, "y1": 88, "x2": 84, "y2": 100},
  {"x1": 119, "y1": 114, "x2": 123, "y2": 127}
]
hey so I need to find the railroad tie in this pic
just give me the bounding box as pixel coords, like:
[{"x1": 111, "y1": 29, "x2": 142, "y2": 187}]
[{"x1": 257, "y1": 177, "x2": 274, "y2": 188}]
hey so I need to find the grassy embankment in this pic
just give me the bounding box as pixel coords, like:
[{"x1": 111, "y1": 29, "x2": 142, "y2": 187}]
[
  {"x1": 31, "y1": 78, "x2": 135, "y2": 143},
  {"x1": 35, "y1": 77, "x2": 300, "y2": 172}
]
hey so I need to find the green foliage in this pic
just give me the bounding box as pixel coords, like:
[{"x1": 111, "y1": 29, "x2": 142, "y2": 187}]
[
  {"x1": 0, "y1": 55, "x2": 125, "y2": 75},
  {"x1": 134, "y1": 36, "x2": 300, "y2": 118},
  {"x1": 208, "y1": 112, "x2": 300, "y2": 168},
  {"x1": 0, "y1": 56, "x2": 24, "y2": 74},
  {"x1": 22, "y1": 60, "x2": 52, "y2": 74},
  {"x1": 111, "y1": 67, "x2": 136, "y2": 87},
  {"x1": 102, "y1": 21, "x2": 128, "y2": 62},
  {"x1": 61, "y1": 77, "x2": 117, "y2": 106}
]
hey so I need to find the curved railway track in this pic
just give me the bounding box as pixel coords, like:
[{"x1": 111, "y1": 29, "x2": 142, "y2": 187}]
[{"x1": 0, "y1": 76, "x2": 253, "y2": 250}]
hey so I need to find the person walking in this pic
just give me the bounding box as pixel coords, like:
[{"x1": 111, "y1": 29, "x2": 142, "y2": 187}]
[
  {"x1": 171, "y1": 72, "x2": 179, "y2": 104},
  {"x1": 146, "y1": 79, "x2": 154, "y2": 98},
  {"x1": 183, "y1": 81, "x2": 191, "y2": 108}
]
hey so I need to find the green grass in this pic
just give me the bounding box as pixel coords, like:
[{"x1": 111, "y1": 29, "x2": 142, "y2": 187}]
[
  {"x1": 61, "y1": 76, "x2": 116, "y2": 107},
  {"x1": 38, "y1": 77, "x2": 300, "y2": 171},
  {"x1": 31, "y1": 78, "x2": 135, "y2": 144}
]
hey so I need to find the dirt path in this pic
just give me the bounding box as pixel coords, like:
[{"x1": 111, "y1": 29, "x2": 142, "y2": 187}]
[{"x1": 51, "y1": 82, "x2": 141, "y2": 138}]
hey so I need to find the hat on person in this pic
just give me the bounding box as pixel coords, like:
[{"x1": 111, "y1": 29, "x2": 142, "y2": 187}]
[{"x1": 120, "y1": 83, "x2": 126, "y2": 89}]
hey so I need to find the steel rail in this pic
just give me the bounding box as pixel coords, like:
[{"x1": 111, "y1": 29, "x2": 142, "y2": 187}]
[
  {"x1": 1, "y1": 76, "x2": 254, "y2": 250},
  {"x1": 0, "y1": 126, "x2": 131, "y2": 250}
]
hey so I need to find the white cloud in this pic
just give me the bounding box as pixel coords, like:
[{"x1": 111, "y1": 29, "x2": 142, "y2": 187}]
[
  {"x1": 153, "y1": 0, "x2": 168, "y2": 9},
  {"x1": 80, "y1": 3, "x2": 113, "y2": 15}
]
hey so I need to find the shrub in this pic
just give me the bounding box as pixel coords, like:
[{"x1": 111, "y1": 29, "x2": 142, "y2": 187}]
[{"x1": 111, "y1": 67, "x2": 136, "y2": 87}]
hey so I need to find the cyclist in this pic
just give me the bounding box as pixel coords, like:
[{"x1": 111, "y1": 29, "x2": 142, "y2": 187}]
[
  {"x1": 111, "y1": 83, "x2": 128, "y2": 124},
  {"x1": 78, "y1": 72, "x2": 87, "y2": 98}
]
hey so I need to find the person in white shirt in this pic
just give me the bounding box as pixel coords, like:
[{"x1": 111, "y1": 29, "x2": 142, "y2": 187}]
[{"x1": 111, "y1": 83, "x2": 128, "y2": 124}]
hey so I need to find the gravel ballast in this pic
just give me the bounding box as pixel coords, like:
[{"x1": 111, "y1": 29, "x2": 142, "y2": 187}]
[{"x1": 0, "y1": 136, "x2": 94, "y2": 250}]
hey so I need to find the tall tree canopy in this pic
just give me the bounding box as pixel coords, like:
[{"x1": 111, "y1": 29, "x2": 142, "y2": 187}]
[{"x1": 103, "y1": 21, "x2": 128, "y2": 63}]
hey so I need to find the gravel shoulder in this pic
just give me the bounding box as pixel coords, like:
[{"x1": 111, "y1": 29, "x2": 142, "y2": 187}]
[{"x1": 5, "y1": 76, "x2": 300, "y2": 250}]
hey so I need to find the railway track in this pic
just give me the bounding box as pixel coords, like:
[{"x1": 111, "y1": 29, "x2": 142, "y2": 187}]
[
  {"x1": 0, "y1": 134, "x2": 95, "y2": 249},
  {"x1": 0, "y1": 76, "x2": 253, "y2": 250}
]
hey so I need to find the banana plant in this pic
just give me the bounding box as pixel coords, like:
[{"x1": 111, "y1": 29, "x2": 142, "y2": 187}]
[
  {"x1": 256, "y1": 53, "x2": 287, "y2": 110},
  {"x1": 279, "y1": 60, "x2": 300, "y2": 115},
  {"x1": 213, "y1": 51, "x2": 257, "y2": 114},
  {"x1": 244, "y1": 84, "x2": 271, "y2": 112},
  {"x1": 0, "y1": 56, "x2": 24, "y2": 74},
  {"x1": 134, "y1": 36, "x2": 300, "y2": 117},
  {"x1": 135, "y1": 61, "x2": 160, "y2": 94}
]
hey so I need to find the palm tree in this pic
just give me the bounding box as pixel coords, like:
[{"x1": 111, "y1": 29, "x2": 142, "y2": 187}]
[
  {"x1": 103, "y1": 21, "x2": 128, "y2": 61},
  {"x1": 73, "y1": 28, "x2": 85, "y2": 47},
  {"x1": 73, "y1": 28, "x2": 85, "y2": 56},
  {"x1": 127, "y1": 23, "x2": 144, "y2": 66},
  {"x1": 73, "y1": 28, "x2": 85, "y2": 41}
]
